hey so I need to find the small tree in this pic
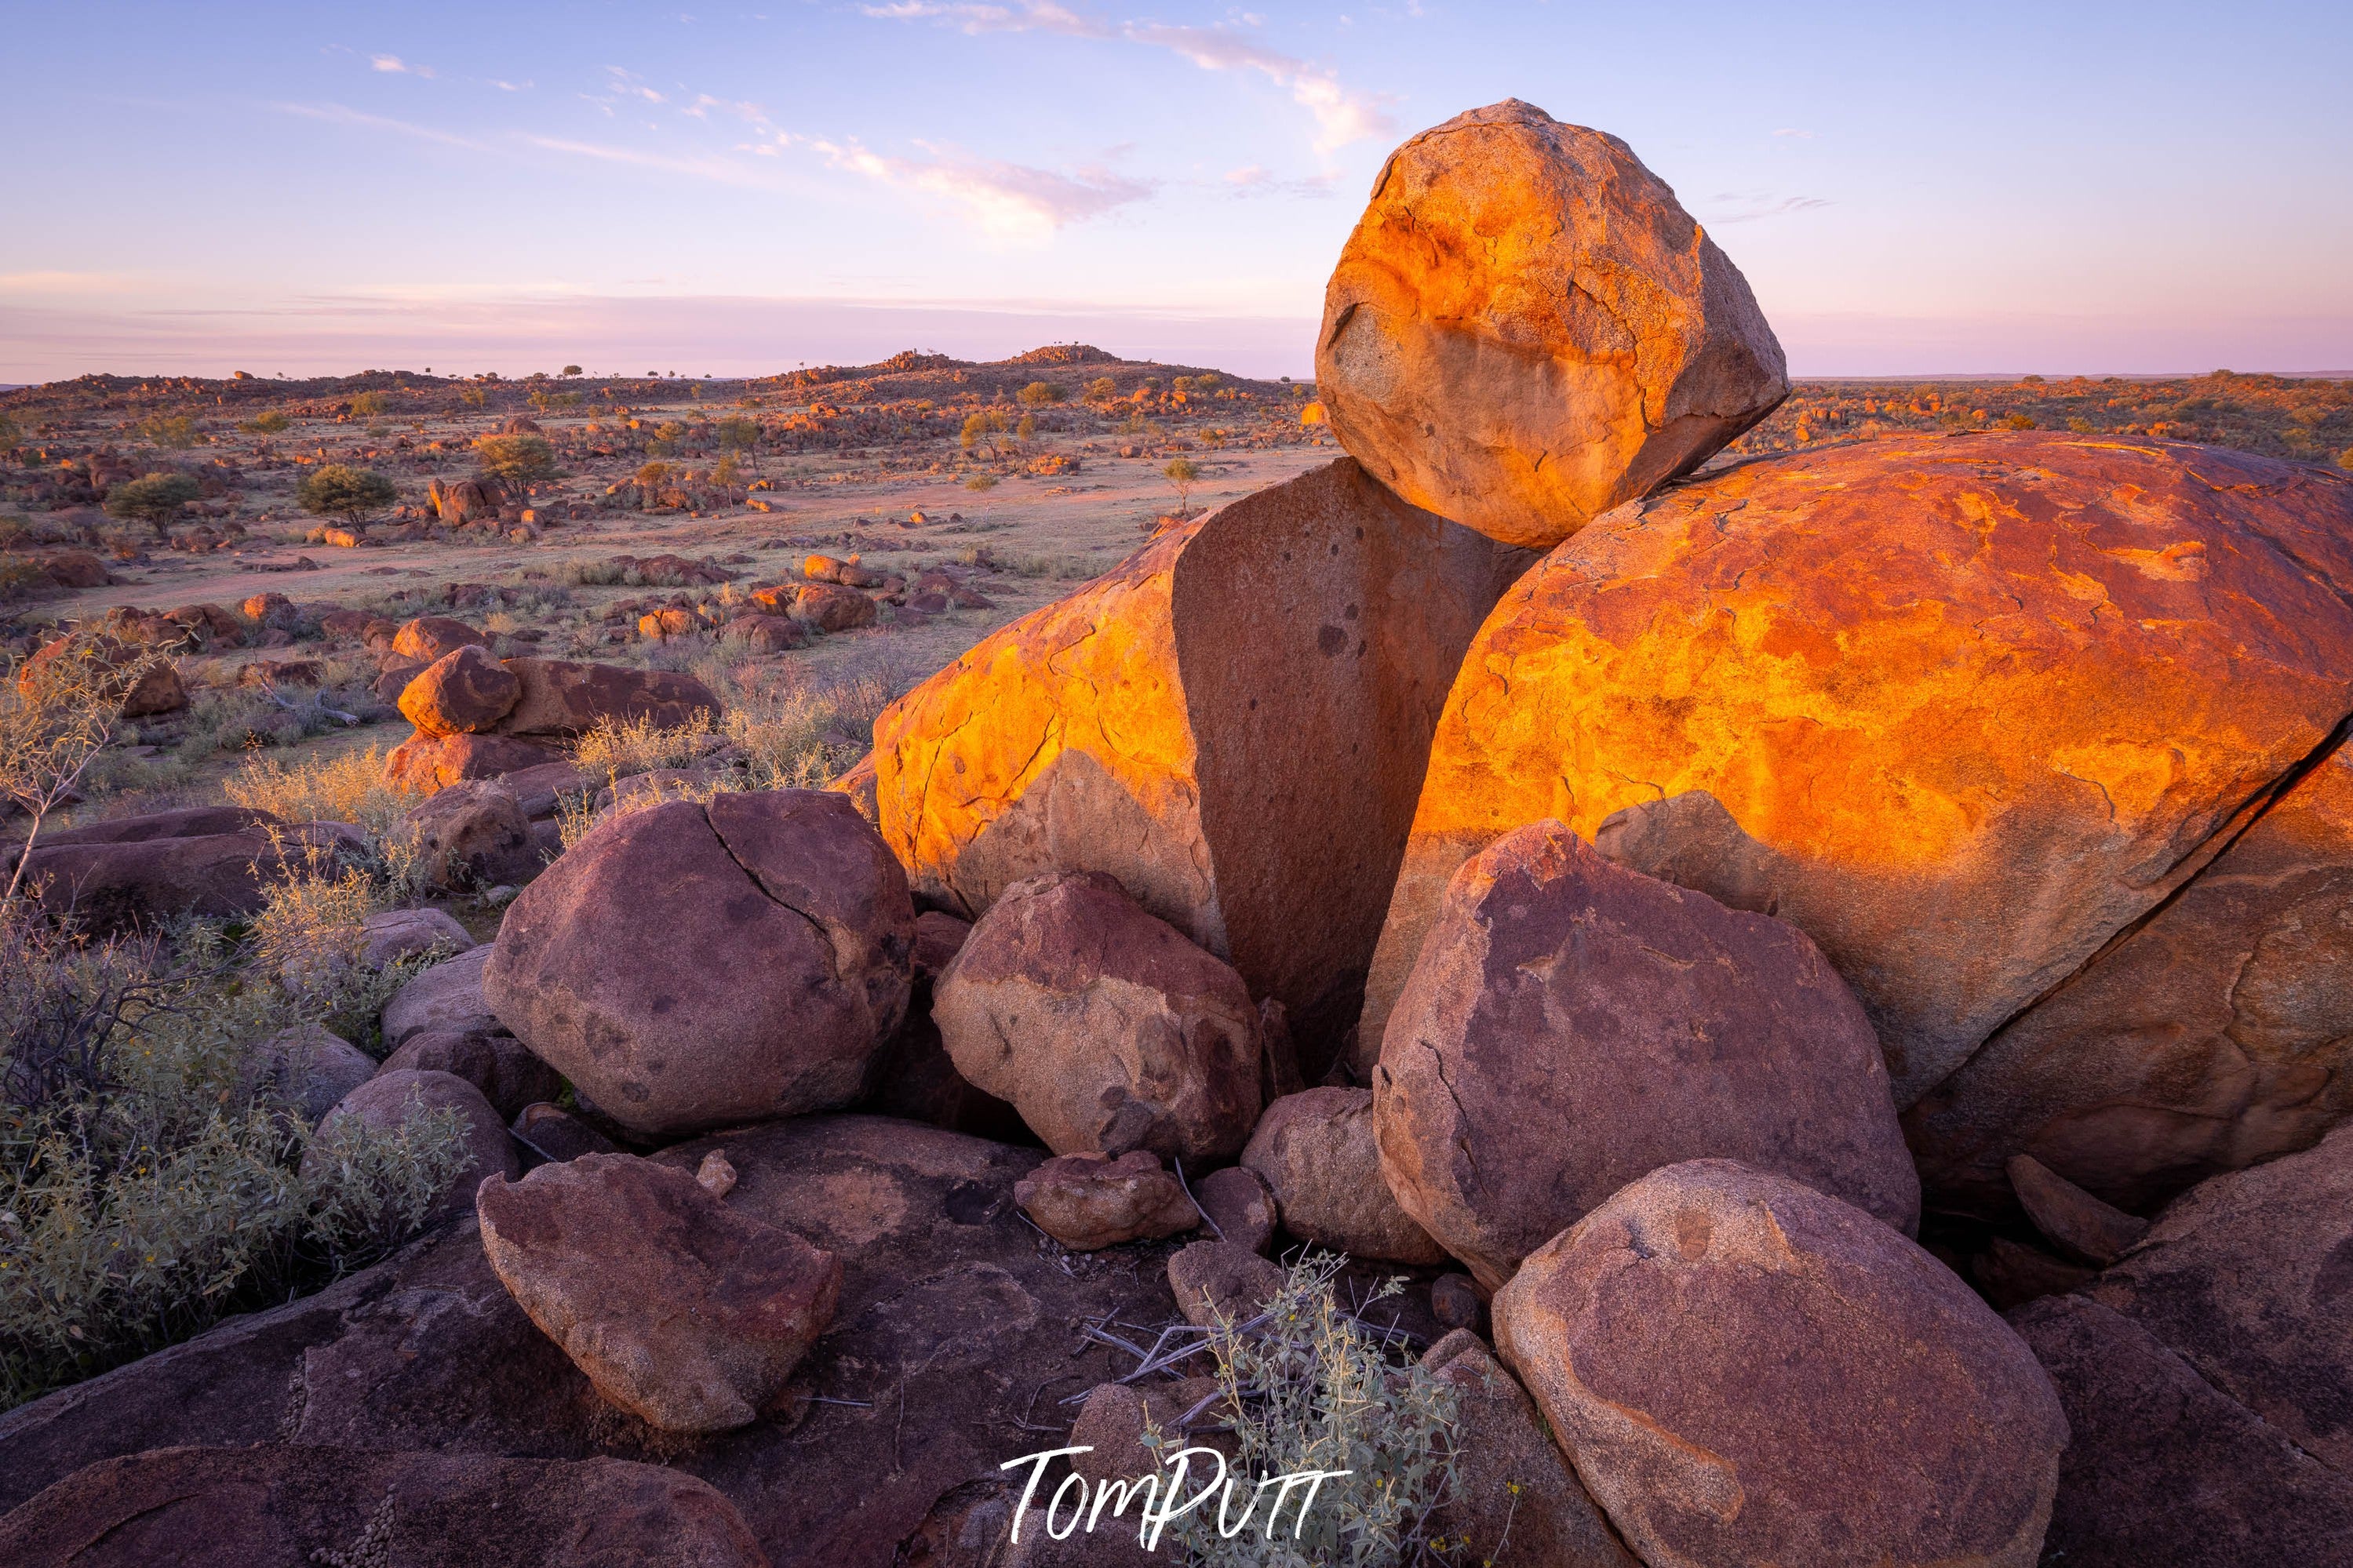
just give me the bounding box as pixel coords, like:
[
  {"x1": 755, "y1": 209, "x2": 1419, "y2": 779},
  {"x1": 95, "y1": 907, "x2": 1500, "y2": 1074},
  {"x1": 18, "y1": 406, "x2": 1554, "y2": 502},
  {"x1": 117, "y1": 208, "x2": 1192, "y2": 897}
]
[
  {"x1": 239, "y1": 410, "x2": 290, "y2": 435},
  {"x1": 561, "y1": 364, "x2": 583, "y2": 378},
  {"x1": 348, "y1": 391, "x2": 390, "y2": 417},
  {"x1": 3, "y1": 642, "x2": 169, "y2": 904},
  {"x1": 715, "y1": 417, "x2": 759, "y2": 451},
  {"x1": 296, "y1": 464, "x2": 398, "y2": 526},
  {"x1": 1164, "y1": 457, "x2": 1200, "y2": 514},
  {"x1": 1085, "y1": 377, "x2": 1116, "y2": 402},
  {"x1": 473, "y1": 433, "x2": 558, "y2": 486},
  {"x1": 102, "y1": 472, "x2": 201, "y2": 539},
  {"x1": 1015, "y1": 413, "x2": 1037, "y2": 445},
  {"x1": 1018, "y1": 380, "x2": 1065, "y2": 406}
]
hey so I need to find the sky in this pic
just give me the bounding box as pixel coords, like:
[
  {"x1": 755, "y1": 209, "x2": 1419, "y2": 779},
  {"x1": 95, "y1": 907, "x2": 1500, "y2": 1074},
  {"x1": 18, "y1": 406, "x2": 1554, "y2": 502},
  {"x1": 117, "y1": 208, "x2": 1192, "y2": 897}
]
[{"x1": 2, "y1": 0, "x2": 2348, "y2": 383}]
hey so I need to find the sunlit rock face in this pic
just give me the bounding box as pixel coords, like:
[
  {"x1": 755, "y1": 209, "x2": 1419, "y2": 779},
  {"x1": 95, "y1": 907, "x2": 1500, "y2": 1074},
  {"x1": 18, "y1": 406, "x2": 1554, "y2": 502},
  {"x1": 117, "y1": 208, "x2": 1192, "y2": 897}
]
[
  {"x1": 1317, "y1": 99, "x2": 1788, "y2": 551},
  {"x1": 873, "y1": 457, "x2": 1529, "y2": 1065},
  {"x1": 1361, "y1": 433, "x2": 2353, "y2": 1213}
]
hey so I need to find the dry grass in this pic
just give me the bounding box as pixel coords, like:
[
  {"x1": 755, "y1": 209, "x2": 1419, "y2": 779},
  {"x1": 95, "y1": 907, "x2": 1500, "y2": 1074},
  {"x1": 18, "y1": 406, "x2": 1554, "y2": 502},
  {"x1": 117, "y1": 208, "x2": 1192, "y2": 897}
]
[{"x1": 224, "y1": 745, "x2": 418, "y2": 839}]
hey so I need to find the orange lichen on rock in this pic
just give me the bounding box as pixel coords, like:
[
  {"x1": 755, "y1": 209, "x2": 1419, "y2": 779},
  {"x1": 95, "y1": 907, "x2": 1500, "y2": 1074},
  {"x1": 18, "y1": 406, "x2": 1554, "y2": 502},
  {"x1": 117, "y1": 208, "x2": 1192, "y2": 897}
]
[
  {"x1": 1317, "y1": 99, "x2": 1787, "y2": 550},
  {"x1": 1362, "y1": 434, "x2": 2353, "y2": 1128}
]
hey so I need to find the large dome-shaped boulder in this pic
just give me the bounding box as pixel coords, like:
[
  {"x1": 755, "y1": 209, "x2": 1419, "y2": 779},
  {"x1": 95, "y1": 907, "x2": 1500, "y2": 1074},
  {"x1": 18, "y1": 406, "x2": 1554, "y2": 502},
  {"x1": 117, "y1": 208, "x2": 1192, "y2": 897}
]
[
  {"x1": 933, "y1": 871, "x2": 1262, "y2": 1163},
  {"x1": 1495, "y1": 1159, "x2": 2067, "y2": 1568},
  {"x1": 1378, "y1": 820, "x2": 1917, "y2": 1289},
  {"x1": 1360, "y1": 435, "x2": 2353, "y2": 1212},
  {"x1": 483, "y1": 791, "x2": 914, "y2": 1137},
  {"x1": 874, "y1": 457, "x2": 1526, "y2": 1068},
  {"x1": 1317, "y1": 100, "x2": 1787, "y2": 551}
]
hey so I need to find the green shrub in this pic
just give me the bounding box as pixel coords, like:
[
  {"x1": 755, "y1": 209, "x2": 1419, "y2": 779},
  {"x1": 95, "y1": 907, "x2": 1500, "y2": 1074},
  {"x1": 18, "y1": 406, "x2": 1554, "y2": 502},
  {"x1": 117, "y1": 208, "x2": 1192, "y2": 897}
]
[
  {"x1": 348, "y1": 391, "x2": 391, "y2": 417},
  {"x1": 0, "y1": 908, "x2": 472, "y2": 1410},
  {"x1": 239, "y1": 410, "x2": 290, "y2": 435},
  {"x1": 296, "y1": 464, "x2": 398, "y2": 525},
  {"x1": 136, "y1": 414, "x2": 200, "y2": 449},
  {"x1": 101, "y1": 472, "x2": 200, "y2": 537},
  {"x1": 1141, "y1": 1254, "x2": 1458, "y2": 1567},
  {"x1": 0, "y1": 413, "x2": 20, "y2": 449},
  {"x1": 1164, "y1": 457, "x2": 1201, "y2": 511},
  {"x1": 715, "y1": 417, "x2": 759, "y2": 451},
  {"x1": 1018, "y1": 380, "x2": 1065, "y2": 406},
  {"x1": 473, "y1": 433, "x2": 557, "y2": 486}
]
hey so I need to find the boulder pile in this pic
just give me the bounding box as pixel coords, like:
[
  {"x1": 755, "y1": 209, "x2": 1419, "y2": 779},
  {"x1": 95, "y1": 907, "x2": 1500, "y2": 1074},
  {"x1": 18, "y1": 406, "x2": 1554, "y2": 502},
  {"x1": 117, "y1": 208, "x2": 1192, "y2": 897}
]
[{"x1": 5, "y1": 97, "x2": 2348, "y2": 1568}]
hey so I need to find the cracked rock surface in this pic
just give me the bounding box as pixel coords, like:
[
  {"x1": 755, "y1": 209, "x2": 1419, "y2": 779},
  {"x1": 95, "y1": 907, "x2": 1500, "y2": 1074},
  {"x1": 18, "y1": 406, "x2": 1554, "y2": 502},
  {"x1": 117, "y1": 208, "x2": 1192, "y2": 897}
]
[
  {"x1": 484, "y1": 791, "x2": 914, "y2": 1137},
  {"x1": 1361, "y1": 434, "x2": 2353, "y2": 1216}
]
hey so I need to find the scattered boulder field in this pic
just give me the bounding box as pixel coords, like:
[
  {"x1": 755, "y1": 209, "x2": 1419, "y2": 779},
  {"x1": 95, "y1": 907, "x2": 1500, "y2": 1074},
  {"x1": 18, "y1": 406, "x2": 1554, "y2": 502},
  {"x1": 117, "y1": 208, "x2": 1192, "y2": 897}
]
[{"x1": 6, "y1": 97, "x2": 2352, "y2": 1567}]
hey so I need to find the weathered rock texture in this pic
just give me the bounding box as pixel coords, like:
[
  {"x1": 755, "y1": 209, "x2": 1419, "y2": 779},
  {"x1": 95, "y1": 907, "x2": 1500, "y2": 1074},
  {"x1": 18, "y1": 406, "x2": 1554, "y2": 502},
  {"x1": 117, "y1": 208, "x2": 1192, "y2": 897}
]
[
  {"x1": 2080, "y1": 1122, "x2": 2353, "y2": 1472},
  {"x1": 1317, "y1": 99, "x2": 1787, "y2": 550},
  {"x1": 0, "y1": 1444, "x2": 770, "y2": 1568},
  {"x1": 1910, "y1": 742, "x2": 2353, "y2": 1214},
  {"x1": 496, "y1": 657, "x2": 723, "y2": 740},
  {"x1": 1013, "y1": 1150, "x2": 1200, "y2": 1250},
  {"x1": 403, "y1": 777, "x2": 541, "y2": 891},
  {"x1": 874, "y1": 457, "x2": 1528, "y2": 1062},
  {"x1": 1421, "y1": 1329, "x2": 1639, "y2": 1568},
  {"x1": 1494, "y1": 1159, "x2": 2067, "y2": 1568},
  {"x1": 1361, "y1": 435, "x2": 2353, "y2": 1213},
  {"x1": 1376, "y1": 821, "x2": 1916, "y2": 1289},
  {"x1": 933, "y1": 871, "x2": 1261, "y2": 1162},
  {"x1": 1241, "y1": 1087, "x2": 1448, "y2": 1264},
  {"x1": 486, "y1": 791, "x2": 914, "y2": 1137},
  {"x1": 2010, "y1": 1293, "x2": 2353, "y2": 1566},
  {"x1": 478, "y1": 1154, "x2": 841, "y2": 1433}
]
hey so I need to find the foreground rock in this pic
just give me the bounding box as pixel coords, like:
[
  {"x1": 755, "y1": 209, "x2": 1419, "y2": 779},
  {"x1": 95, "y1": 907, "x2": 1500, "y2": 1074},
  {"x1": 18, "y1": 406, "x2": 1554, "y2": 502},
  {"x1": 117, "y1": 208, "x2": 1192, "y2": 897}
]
[
  {"x1": 497, "y1": 656, "x2": 722, "y2": 740},
  {"x1": 478, "y1": 1154, "x2": 842, "y2": 1433},
  {"x1": 1318, "y1": 100, "x2": 1786, "y2": 550},
  {"x1": 934, "y1": 871, "x2": 1261, "y2": 1162},
  {"x1": 1167, "y1": 1239, "x2": 1284, "y2": 1326},
  {"x1": 1013, "y1": 1150, "x2": 1199, "y2": 1250},
  {"x1": 2082, "y1": 1122, "x2": 2353, "y2": 1472},
  {"x1": 1241, "y1": 1087, "x2": 1447, "y2": 1264},
  {"x1": 2010, "y1": 1293, "x2": 2353, "y2": 1566},
  {"x1": 0, "y1": 1444, "x2": 769, "y2": 1568},
  {"x1": 1495, "y1": 1160, "x2": 2066, "y2": 1568},
  {"x1": 1363, "y1": 434, "x2": 2353, "y2": 1211},
  {"x1": 13, "y1": 809, "x2": 336, "y2": 934},
  {"x1": 240, "y1": 1024, "x2": 376, "y2": 1124},
  {"x1": 1377, "y1": 821, "x2": 1916, "y2": 1288},
  {"x1": 385, "y1": 729, "x2": 564, "y2": 794},
  {"x1": 486, "y1": 791, "x2": 913, "y2": 1137},
  {"x1": 382, "y1": 944, "x2": 500, "y2": 1047},
  {"x1": 1422, "y1": 1330, "x2": 1638, "y2": 1568},
  {"x1": 383, "y1": 1027, "x2": 562, "y2": 1120},
  {"x1": 0, "y1": 1117, "x2": 1171, "y2": 1566},
  {"x1": 875, "y1": 457, "x2": 1528, "y2": 1064}
]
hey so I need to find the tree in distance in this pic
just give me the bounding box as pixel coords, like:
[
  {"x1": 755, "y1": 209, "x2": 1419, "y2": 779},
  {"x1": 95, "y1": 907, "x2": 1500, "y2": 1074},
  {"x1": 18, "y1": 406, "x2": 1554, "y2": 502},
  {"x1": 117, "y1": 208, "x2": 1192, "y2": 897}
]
[
  {"x1": 348, "y1": 391, "x2": 390, "y2": 417},
  {"x1": 1164, "y1": 457, "x2": 1200, "y2": 514},
  {"x1": 562, "y1": 364, "x2": 583, "y2": 378},
  {"x1": 715, "y1": 417, "x2": 759, "y2": 451},
  {"x1": 296, "y1": 464, "x2": 398, "y2": 526},
  {"x1": 1018, "y1": 380, "x2": 1066, "y2": 406},
  {"x1": 473, "y1": 433, "x2": 558, "y2": 486},
  {"x1": 239, "y1": 410, "x2": 290, "y2": 434},
  {"x1": 136, "y1": 414, "x2": 199, "y2": 449},
  {"x1": 102, "y1": 472, "x2": 201, "y2": 539}
]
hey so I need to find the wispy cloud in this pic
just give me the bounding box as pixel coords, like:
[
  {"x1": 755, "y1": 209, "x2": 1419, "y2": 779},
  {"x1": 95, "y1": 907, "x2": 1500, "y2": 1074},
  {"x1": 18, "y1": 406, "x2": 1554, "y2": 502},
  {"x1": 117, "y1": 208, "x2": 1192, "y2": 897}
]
[
  {"x1": 800, "y1": 133, "x2": 1157, "y2": 239},
  {"x1": 861, "y1": 2, "x2": 1396, "y2": 153},
  {"x1": 370, "y1": 53, "x2": 435, "y2": 78},
  {"x1": 272, "y1": 101, "x2": 484, "y2": 150},
  {"x1": 1222, "y1": 164, "x2": 1339, "y2": 198},
  {"x1": 1772, "y1": 127, "x2": 1815, "y2": 139},
  {"x1": 1710, "y1": 192, "x2": 1831, "y2": 223},
  {"x1": 520, "y1": 134, "x2": 782, "y2": 190}
]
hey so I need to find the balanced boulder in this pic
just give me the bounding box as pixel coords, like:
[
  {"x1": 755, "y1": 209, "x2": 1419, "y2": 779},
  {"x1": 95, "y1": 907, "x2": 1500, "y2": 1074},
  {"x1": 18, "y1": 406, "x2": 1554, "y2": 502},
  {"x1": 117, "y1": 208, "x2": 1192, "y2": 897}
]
[
  {"x1": 477, "y1": 1153, "x2": 842, "y2": 1433},
  {"x1": 1377, "y1": 820, "x2": 1917, "y2": 1288},
  {"x1": 398, "y1": 643, "x2": 521, "y2": 735},
  {"x1": 1361, "y1": 435, "x2": 2353, "y2": 1213},
  {"x1": 876, "y1": 457, "x2": 1526, "y2": 1064},
  {"x1": 1014, "y1": 1150, "x2": 1200, "y2": 1250},
  {"x1": 1495, "y1": 1159, "x2": 2067, "y2": 1568},
  {"x1": 484, "y1": 791, "x2": 914, "y2": 1137},
  {"x1": 1317, "y1": 100, "x2": 1786, "y2": 550},
  {"x1": 934, "y1": 871, "x2": 1261, "y2": 1162},
  {"x1": 1241, "y1": 1087, "x2": 1447, "y2": 1264}
]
